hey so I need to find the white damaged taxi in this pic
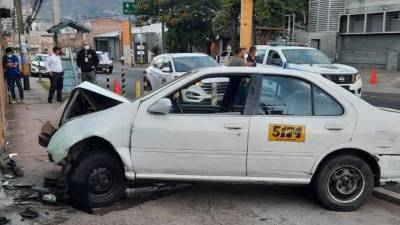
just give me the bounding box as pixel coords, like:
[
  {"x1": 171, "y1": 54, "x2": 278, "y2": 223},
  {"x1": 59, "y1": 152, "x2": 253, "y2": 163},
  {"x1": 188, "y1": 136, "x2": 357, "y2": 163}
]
[{"x1": 39, "y1": 67, "x2": 400, "y2": 211}]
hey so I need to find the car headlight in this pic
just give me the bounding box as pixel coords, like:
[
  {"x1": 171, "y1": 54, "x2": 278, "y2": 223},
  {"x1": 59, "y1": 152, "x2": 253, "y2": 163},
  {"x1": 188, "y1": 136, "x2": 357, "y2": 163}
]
[{"x1": 355, "y1": 73, "x2": 361, "y2": 81}]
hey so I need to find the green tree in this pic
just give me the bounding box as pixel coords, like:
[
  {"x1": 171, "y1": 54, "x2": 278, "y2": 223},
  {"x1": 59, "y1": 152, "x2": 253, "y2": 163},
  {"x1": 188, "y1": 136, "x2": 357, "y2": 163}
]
[
  {"x1": 254, "y1": 0, "x2": 308, "y2": 28},
  {"x1": 212, "y1": 0, "x2": 241, "y2": 50},
  {"x1": 136, "y1": 0, "x2": 220, "y2": 52},
  {"x1": 213, "y1": 0, "x2": 308, "y2": 48}
]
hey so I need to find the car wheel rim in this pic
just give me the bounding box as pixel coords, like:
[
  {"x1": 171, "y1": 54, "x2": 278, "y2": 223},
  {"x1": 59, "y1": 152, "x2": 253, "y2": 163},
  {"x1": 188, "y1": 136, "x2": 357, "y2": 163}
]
[
  {"x1": 327, "y1": 166, "x2": 365, "y2": 204},
  {"x1": 88, "y1": 167, "x2": 114, "y2": 195}
]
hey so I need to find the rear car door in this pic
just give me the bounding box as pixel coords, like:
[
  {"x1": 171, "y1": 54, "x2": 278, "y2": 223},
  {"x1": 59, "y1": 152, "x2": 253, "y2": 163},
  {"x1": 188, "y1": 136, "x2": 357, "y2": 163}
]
[
  {"x1": 132, "y1": 74, "x2": 255, "y2": 177},
  {"x1": 247, "y1": 75, "x2": 357, "y2": 178}
]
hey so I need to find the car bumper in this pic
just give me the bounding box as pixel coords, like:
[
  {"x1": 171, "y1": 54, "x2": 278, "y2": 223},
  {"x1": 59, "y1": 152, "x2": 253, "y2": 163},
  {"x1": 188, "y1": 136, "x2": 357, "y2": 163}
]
[
  {"x1": 378, "y1": 154, "x2": 400, "y2": 186},
  {"x1": 339, "y1": 79, "x2": 362, "y2": 97}
]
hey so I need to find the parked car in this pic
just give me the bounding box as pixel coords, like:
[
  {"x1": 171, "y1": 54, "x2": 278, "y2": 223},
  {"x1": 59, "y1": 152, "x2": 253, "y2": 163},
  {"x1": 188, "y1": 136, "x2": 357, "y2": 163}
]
[
  {"x1": 96, "y1": 51, "x2": 113, "y2": 74},
  {"x1": 30, "y1": 54, "x2": 48, "y2": 77},
  {"x1": 39, "y1": 67, "x2": 400, "y2": 211},
  {"x1": 255, "y1": 45, "x2": 363, "y2": 96},
  {"x1": 145, "y1": 53, "x2": 220, "y2": 91},
  {"x1": 219, "y1": 51, "x2": 233, "y2": 65}
]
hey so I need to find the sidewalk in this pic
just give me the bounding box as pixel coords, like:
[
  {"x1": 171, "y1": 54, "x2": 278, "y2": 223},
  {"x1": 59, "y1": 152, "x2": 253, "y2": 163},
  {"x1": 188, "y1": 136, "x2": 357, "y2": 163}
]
[{"x1": 5, "y1": 78, "x2": 61, "y2": 185}]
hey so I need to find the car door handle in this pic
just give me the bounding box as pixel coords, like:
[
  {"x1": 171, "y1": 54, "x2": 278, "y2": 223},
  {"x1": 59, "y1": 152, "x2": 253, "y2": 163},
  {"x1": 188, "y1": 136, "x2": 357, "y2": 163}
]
[
  {"x1": 325, "y1": 124, "x2": 345, "y2": 131},
  {"x1": 224, "y1": 123, "x2": 244, "y2": 130}
]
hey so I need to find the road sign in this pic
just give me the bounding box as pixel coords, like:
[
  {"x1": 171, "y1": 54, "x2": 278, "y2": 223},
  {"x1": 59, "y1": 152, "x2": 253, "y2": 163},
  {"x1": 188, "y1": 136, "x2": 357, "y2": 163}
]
[{"x1": 123, "y1": 1, "x2": 136, "y2": 15}]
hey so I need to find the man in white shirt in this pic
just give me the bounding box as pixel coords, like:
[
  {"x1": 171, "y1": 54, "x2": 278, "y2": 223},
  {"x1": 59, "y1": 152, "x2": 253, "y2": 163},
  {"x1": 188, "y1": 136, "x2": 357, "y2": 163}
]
[{"x1": 45, "y1": 47, "x2": 64, "y2": 103}]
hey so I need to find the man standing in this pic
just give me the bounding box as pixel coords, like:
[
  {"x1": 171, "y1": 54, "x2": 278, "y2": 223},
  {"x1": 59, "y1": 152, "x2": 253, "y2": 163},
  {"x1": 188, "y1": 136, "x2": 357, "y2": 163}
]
[
  {"x1": 2, "y1": 47, "x2": 23, "y2": 103},
  {"x1": 45, "y1": 47, "x2": 64, "y2": 103},
  {"x1": 229, "y1": 48, "x2": 247, "y2": 66},
  {"x1": 77, "y1": 41, "x2": 99, "y2": 84},
  {"x1": 247, "y1": 46, "x2": 257, "y2": 67}
]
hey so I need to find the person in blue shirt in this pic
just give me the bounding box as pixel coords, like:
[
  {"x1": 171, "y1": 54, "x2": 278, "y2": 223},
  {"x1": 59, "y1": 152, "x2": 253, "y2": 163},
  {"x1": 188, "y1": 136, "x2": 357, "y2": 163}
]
[{"x1": 3, "y1": 48, "x2": 24, "y2": 103}]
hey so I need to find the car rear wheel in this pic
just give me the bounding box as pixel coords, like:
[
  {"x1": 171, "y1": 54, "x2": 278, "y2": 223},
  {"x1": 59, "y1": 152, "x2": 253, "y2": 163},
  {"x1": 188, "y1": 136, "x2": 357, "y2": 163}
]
[
  {"x1": 68, "y1": 151, "x2": 126, "y2": 208},
  {"x1": 314, "y1": 155, "x2": 374, "y2": 211}
]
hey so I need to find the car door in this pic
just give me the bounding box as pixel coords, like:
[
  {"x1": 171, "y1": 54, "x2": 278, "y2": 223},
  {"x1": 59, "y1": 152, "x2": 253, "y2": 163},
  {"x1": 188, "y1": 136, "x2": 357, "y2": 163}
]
[
  {"x1": 147, "y1": 57, "x2": 164, "y2": 90},
  {"x1": 131, "y1": 74, "x2": 254, "y2": 177},
  {"x1": 160, "y1": 57, "x2": 176, "y2": 85},
  {"x1": 247, "y1": 75, "x2": 357, "y2": 178},
  {"x1": 265, "y1": 50, "x2": 284, "y2": 67}
]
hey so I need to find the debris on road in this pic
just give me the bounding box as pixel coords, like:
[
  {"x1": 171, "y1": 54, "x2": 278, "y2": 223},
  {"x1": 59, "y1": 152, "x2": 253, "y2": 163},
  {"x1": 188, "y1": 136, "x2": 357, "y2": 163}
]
[
  {"x1": 20, "y1": 208, "x2": 39, "y2": 219},
  {"x1": 42, "y1": 194, "x2": 57, "y2": 205},
  {"x1": 0, "y1": 152, "x2": 24, "y2": 178},
  {"x1": 0, "y1": 217, "x2": 10, "y2": 225}
]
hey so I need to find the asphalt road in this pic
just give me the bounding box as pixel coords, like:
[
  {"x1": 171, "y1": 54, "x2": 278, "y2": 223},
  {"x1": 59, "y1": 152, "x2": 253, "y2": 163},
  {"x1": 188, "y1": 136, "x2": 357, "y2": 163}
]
[
  {"x1": 362, "y1": 92, "x2": 400, "y2": 110},
  {"x1": 96, "y1": 67, "x2": 146, "y2": 99}
]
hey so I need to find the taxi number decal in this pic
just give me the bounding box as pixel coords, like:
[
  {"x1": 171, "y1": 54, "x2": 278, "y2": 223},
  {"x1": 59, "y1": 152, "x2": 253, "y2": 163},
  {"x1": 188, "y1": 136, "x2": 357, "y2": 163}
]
[{"x1": 268, "y1": 124, "x2": 306, "y2": 142}]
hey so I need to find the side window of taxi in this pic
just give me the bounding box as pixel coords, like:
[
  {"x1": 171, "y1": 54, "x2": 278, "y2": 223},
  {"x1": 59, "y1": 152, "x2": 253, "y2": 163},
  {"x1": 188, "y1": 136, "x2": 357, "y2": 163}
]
[
  {"x1": 258, "y1": 76, "x2": 343, "y2": 116},
  {"x1": 166, "y1": 75, "x2": 251, "y2": 115}
]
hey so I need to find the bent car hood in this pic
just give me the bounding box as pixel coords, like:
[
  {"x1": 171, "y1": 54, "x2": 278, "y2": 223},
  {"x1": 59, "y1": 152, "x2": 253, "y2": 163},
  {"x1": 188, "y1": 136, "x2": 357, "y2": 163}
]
[
  {"x1": 42, "y1": 82, "x2": 130, "y2": 134},
  {"x1": 287, "y1": 63, "x2": 358, "y2": 74},
  {"x1": 74, "y1": 82, "x2": 130, "y2": 103}
]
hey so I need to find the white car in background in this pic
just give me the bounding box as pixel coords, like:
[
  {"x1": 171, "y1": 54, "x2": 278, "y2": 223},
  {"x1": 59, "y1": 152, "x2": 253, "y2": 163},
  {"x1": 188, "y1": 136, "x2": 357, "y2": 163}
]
[
  {"x1": 255, "y1": 45, "x2": 363, "y2": 96},
  {"x1": 30, "y1": 54, "x2": 49, "y2": 77},
  {"x1": 219, "y1": 51, "x2": 233, "y2": 65},
  {"x1": 146, "y1": 53, "x2": 220, "y2": 91},
  {"x1": 39, "y1": 67, "x2": 400, "y2": 211}
]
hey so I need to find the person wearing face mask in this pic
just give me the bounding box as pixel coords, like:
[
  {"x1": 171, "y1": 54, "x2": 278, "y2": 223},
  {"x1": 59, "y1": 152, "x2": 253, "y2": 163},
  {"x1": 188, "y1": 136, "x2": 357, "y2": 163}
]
[
  {"x1": 2, "y1": 47, "x2": 24, "y2": 104},
  {"x1": 77, "y1": 41, "x2": 99, "y2": 84}
]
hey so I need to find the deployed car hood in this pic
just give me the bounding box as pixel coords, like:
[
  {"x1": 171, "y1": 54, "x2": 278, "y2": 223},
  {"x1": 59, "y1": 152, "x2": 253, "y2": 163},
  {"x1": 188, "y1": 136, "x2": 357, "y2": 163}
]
[
  {"x1": 42, "y1": 82, "x2": 129, "y2": 132},
  {"x1": 287, "y1": 63, "x2": 358, "y2": 74}
]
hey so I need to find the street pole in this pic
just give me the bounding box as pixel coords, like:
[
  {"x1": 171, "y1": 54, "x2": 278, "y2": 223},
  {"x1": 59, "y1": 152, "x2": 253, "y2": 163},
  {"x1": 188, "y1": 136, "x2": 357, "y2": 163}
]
[
  {"x1": 161, "y1": 15, "x2": 165, "y2": 53},
  {"x1": 240, "y1": 0, "x2": 254, "y2": 49},
  {"x1": 139, "y1": 26, "x2": 144, "y2": 64},
  {"x1": 128, "y1": 15, "x2": 134, "y2": 67},
  {"x1": 15, "y1": 0, "x2": 30, "y2": 90}
]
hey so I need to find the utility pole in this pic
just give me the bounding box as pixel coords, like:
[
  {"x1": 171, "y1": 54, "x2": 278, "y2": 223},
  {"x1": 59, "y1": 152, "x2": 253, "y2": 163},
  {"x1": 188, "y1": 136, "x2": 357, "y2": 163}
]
[
  {"x1": 52, "y1": 0, "x2": 60, "y2": 46},
  {"x1": 160, "y1": 9, "x2": 165, "y2": 53},
  {"x1": 52, "y1": 0, "x2": 60, "y2": 25},
  {"x1": 15, "y1": 0, "x2": 30, "y2": 90},
  {"x1": 240, "y1": 0, "x2": 254, "y2": 49},
  {"x1": 128, "y1": 15, "x2": 134, "y2": 67}
]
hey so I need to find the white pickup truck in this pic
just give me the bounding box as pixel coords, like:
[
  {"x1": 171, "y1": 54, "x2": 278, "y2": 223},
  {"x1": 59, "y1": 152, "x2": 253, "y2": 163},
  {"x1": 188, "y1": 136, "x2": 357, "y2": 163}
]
[{"x1": 255, "y1": 45, "x2": 362, "y2": 97}]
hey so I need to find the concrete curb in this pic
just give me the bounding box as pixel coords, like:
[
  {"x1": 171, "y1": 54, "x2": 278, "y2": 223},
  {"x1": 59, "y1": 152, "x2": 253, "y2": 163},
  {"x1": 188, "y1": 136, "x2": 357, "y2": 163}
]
[{"x1": 373, "y1": 187, "x2": 400, "y2": 206}]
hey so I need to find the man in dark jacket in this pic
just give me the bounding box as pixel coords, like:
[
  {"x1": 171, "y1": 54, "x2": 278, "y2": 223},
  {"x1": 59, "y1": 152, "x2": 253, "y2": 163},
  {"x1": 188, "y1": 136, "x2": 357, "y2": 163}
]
[
  {"x1": 3, "y1": 47, "x2": 24, "y2": 103},
  {"x1": 77, "y1": 41, "x2": 99, "y2": 84},
  {"x1": 247, "y1": 46, "x2": 257, "y2": 67}
]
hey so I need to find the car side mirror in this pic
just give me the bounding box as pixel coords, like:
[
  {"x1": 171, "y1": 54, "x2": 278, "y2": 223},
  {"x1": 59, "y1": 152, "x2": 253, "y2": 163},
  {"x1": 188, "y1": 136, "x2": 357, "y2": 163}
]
[
  {"x1": 161, "y1": 67, "x2": 172, "y2": 73},
  {"x1": 271, "y1": 58, "x2": 283, "y2": 66},
  {"x1": 148, "y1": 98, "x2": 172, "y2": 114}
]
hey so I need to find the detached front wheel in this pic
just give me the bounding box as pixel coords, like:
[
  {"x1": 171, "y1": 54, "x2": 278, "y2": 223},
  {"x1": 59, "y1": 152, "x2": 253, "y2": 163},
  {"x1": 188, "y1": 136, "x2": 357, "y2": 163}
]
[
  {"x1": 314, "y1": 155, "x2": 374, "y2": 211},
  {"x1": 68, "y1": 151, "x2": 126, "y2": 208}
]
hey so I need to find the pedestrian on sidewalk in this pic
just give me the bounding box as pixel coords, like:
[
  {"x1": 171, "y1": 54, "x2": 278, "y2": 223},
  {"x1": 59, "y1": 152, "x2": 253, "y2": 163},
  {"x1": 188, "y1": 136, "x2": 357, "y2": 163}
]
[
  {"x1": 77, "y1": 41, "x2": 99, "y2": 84},
  {"x1": 45, "y1": 47, "x2": 64, "y2": 103},
  {"x1": 2, "y1": 47, "x2": 24, "y2": 104},
  {"x1": 246, "y1": 46, "x2": 257, "y2": 67}
]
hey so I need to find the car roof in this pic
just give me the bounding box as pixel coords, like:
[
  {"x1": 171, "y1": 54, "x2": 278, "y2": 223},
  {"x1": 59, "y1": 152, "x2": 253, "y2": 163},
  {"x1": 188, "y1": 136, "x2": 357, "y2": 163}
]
[
  {"x1": 256, "y1": 45, "x2": 315, "y2": 50},
  {"x1": 195, "y1": 66, "x2": 326, "y2": 81},
  {"x1": 156, "y1": 53, "x2": 210, "y2": 58}
]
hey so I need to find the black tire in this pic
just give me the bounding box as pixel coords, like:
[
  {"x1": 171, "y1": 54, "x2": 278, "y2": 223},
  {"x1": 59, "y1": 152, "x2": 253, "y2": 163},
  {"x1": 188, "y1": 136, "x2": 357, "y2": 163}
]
[
  {"x1": 313, "y1": 154, "x2": 374, "y2": 211},
  {"x1": 68, "y1": 151, "x2": 126, "y2": 208}
]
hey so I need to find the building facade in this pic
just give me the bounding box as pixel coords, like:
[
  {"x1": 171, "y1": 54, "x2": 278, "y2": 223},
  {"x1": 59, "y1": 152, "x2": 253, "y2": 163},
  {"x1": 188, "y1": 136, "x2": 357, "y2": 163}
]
[
  {"x1": 302, "y1": 0, "x2": 400, "y2": 70},
  {"x1": 338, "y1": 0, "x2": 400, "y2": 70}
]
